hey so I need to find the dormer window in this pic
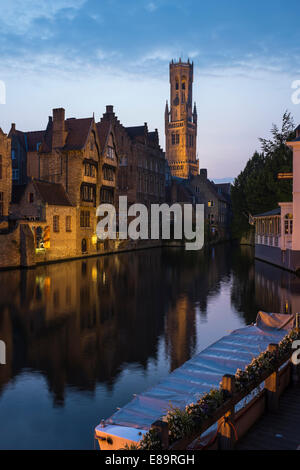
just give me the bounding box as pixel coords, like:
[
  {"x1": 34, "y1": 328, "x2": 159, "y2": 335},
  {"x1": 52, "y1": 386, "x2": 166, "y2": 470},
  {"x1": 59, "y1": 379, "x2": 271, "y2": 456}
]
[{"x1": 107, "y1": 146, "x2": 115, "y2": 160}]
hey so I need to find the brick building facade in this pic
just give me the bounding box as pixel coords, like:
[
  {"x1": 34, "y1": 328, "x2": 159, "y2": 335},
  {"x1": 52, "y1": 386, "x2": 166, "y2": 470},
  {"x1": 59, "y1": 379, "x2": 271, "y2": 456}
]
[
  {"x1": 11, "y1": 107, "x2": 120, "y2": 257},
  {"x1": 99, "y1": 105, "x2": 166, "y2": 208},
  {"x1": 165, "y1": 59, "x2": 199, "y2": 178},
  {"x1": 0, "y1": 128, "x2": 11, "y2": 221},
  {"x1": 11, "y1": 179, "x2": 77, "y2": 261},
  {"x1": 189, "y1": 170, "x2": 232, "y2": 240}
]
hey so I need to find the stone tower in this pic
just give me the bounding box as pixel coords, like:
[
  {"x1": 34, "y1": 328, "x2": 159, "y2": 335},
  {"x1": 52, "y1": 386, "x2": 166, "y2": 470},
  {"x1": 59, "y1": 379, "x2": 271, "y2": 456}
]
[{"x1": 165, "y1": 58, "x2": 199, "y2": 178}]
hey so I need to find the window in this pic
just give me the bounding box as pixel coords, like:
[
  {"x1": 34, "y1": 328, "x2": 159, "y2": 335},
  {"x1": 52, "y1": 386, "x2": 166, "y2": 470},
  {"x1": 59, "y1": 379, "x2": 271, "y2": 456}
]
[
  {"x1": 0, "y1": 192, "x2": 3, "y2": 216},
  {"x1": 81, "y1": 184, "x2": 95, "y2": 204},
  {"x1": 11, "y1": 149, "x2": 16, "y2": 160},
  {"x1": 66, "y1": 215, "x2": 71, "y2": 232},
  {"x1": 84, "y1": 162, "x2": 96, "y2": 177},
  {"x1": 103, "y1": 166, "x2": 115, "y2": 181},
  {"x1": 106, "y1": 146, "x2": 115, "y2": 160},
  {"x1": 188, "y1": 134, "x2": 194, "y2": 147},
  {"x1": 171, "y1": 133, "x2": 179, "y2": 145},
  {"x1": 53, "y1": 215, "x2": 60, "y2": 233},
  {"x1": 12, "y1": 169, "x2": 19, "y2": 180},
  {"x1": 80, "y1": 211, "x2": 90, "y2": 227},
  {"x1": 175, "y1": 81, "x2": 179, "y2": 90},
  {"x1": 284, "y1": 213, "x2": 293, "y2": 234},
  {"x1": 208, "y1": 200, "x2": 214, "y2": 207},
  {"x1": 100, "y1": 188, "x2": 114, "y2": 204}
]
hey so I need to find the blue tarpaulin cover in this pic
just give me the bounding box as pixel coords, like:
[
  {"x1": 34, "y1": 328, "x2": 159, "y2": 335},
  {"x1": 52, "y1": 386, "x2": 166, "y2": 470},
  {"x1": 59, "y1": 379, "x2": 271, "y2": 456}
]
[{"x1": 95, "y1": 312, "x2": 294, "y2": 446}]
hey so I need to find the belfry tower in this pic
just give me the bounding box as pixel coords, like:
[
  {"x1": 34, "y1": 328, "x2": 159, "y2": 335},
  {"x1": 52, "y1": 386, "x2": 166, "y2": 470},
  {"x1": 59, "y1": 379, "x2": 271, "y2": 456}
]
[{"x1": 165, "y1": 58, "x2": 199, "y2": 178}]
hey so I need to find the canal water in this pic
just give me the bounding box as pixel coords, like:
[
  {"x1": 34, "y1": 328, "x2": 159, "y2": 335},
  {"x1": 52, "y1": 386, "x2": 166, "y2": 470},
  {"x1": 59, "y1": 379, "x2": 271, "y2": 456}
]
[{"x1": 0, "y1": 243, "x2": 299, "y2": 449}]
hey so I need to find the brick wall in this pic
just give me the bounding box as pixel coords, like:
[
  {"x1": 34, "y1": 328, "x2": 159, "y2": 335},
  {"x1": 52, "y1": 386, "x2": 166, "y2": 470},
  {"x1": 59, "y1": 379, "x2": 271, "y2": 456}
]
[{"x1": 0, "y1": 129, "x2": 11, "y2": 218}]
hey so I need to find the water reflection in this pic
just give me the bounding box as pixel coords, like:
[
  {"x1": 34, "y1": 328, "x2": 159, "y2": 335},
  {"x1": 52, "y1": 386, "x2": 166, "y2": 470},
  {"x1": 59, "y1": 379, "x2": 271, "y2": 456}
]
[{"x1": 0, "y1": 244, "x2": 299, "y2": 448}]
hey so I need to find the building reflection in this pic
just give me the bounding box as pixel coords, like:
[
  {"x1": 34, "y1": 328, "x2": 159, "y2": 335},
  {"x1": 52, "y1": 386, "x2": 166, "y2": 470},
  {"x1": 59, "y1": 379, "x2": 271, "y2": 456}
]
[
  {"x1": 1, "y1": 244, "x2": 299, "y2": 404},
  {"x1": 254, "y1": 259, "x2": 300, "y2": 315}
]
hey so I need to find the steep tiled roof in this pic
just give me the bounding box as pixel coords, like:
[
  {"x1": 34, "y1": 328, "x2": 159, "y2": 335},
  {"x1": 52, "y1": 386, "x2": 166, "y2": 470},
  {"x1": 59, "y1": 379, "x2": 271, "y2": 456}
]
[
  {"x1": 39, "y1": 118, "x2": 53, "y2": 153},
  {"x1": 33, "y1": 180, "x2": 72, "y2": 206},
  {"x1": 9, "y1": 128, "x2": 44, "y2": 152},
  {"x1": 11, "y1": 184, "x2": 27, "y2": 204},
  {"x1": 26, "y1": 131, "x2": 45, "y2": 152},
  {"x1": 125, "y1": 126, "x2": 145, "y2": 139},
  {"x1": 96, "y1": 121, "x2": 111, "y2": 152},
  {"x1": 64, "y1": 117, "x2": 93, "y2": 150}
]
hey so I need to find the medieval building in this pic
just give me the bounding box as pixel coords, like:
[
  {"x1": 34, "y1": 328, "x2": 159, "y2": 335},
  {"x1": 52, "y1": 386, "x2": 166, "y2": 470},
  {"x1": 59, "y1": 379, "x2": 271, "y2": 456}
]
[
  {"x1": 165, "y1": 59, "x2": 199, "y2": 178},
  {"x1": 99, "y1": 105, "x2": 166, "y2": 208},
  {"x1": 9, "y1": 107, "x2": 120, "y2": 260},
  {"x1": 0, "y1": 128, "x2": 11, "y2": 223}
]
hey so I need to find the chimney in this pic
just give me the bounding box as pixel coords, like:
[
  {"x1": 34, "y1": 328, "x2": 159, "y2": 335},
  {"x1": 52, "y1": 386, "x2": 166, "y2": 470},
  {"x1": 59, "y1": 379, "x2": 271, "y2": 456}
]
[
  {"x1": 200, "y1": 168, "x2": 207, "y2": 179},
  {"x1": 52, "y1": 108, "x2": 66, "y2": 148},
  {"x1": 106, "y1": 105, "x2": 114, "y2": 114}
]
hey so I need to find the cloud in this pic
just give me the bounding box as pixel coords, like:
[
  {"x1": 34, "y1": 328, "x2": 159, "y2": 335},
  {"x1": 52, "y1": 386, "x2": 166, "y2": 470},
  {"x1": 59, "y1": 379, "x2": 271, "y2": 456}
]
[
  {"x1": 145, "y1": 2, "x2": 158, "y2": 12},
  {"x1": 0, "y1": 0, "x2": 86, "y2": 34}
]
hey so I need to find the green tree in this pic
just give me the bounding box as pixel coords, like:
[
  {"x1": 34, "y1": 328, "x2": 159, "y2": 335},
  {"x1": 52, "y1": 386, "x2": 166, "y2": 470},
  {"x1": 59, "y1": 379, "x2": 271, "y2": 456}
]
[{"x1": 231, "y1": 111, "x2": 295, "y2": 239}]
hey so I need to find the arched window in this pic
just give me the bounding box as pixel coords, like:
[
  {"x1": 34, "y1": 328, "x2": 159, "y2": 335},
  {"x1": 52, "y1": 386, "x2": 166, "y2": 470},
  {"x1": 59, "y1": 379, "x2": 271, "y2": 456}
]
[{"x1": 284, "y1": 213, "x2": 293, "y2": 234}]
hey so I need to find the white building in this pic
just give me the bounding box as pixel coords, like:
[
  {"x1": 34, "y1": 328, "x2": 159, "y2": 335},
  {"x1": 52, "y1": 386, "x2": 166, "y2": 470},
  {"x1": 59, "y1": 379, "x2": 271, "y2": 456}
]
[{"x1": 254, "y1": 127, "x2": 300, "y2": 273}]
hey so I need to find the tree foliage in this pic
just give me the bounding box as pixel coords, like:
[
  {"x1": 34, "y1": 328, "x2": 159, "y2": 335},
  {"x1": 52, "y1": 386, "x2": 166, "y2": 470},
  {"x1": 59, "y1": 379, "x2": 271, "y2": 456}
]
[{"x1": 231, "y1": 111, "x2": 295, "y2": 239}]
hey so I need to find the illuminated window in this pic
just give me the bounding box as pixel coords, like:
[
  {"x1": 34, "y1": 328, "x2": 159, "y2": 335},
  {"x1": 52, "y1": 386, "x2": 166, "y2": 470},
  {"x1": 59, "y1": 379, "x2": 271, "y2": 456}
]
[
  {"x1": 284, "y1": 213, "x2": 293, "y2": 234},
  {"x1": 208, "y1": 200, "x2": 214, "y2": 207},
  {"x1": 107, "y1": 146, "x2": 115, "y2": 159}
]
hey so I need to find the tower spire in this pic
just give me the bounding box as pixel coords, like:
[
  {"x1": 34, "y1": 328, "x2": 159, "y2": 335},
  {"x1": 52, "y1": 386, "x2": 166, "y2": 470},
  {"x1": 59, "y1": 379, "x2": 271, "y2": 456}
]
[
  {"x1": 193, "y1": 102, "x2": 197, "y2": 125},
  {"x1": 164, "y1": 59, "x2": 198, "y2": 178}
]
